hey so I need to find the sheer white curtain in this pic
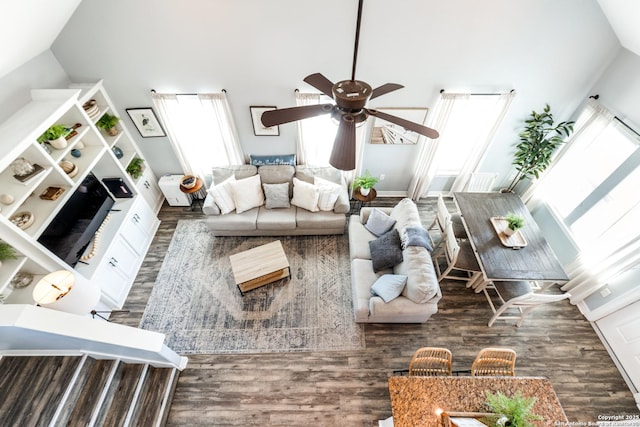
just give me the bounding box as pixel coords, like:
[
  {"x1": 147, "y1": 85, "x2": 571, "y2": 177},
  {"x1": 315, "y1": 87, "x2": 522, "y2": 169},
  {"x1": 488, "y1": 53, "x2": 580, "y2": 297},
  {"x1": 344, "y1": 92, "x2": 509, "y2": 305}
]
[
  {"x1": 448, "y1": 92, "x2": 515, "y2": 192},
  {"x1": 527, "y1": 99, "x2": 640, "y2": 306},
  {"x1": 295, "y1": 91, "x2": 365, "y2": 183},
  {"x1": 407, "y1": 93, "x2": 463, "y2": 199},
  {"x1": 151, "y1": 91, "x2": 244, "y2": 180}
]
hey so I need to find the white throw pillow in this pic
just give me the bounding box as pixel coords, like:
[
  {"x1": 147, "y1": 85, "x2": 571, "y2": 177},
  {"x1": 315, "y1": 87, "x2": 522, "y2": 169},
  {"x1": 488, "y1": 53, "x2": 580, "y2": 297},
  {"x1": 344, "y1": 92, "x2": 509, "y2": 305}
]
[
  {"x1": 229, "y1": 174, "x2": 264, "y2": 214},
  {"x1": 291, "y1": 177, "x2": 320, "y2": 212},
  {"x1": 314, "y1": 176, "x2": 342, "y2": 211},
  {"x1": 207, "y1": 175, "x2": 237, "y2": 214}
]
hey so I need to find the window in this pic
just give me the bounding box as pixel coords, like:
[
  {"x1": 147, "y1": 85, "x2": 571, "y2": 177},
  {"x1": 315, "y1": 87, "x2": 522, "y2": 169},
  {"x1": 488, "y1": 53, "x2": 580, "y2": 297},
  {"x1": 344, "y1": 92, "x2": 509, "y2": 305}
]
[
  {"x1": 295, "y1": 92, "x2": 337, "y2": 166},
  {"x1": 537, "y1": 105, "x2": 640, "y2": 263},
  {"x1": 151, "y1": 92, "x2": 244, "y2": 178}
]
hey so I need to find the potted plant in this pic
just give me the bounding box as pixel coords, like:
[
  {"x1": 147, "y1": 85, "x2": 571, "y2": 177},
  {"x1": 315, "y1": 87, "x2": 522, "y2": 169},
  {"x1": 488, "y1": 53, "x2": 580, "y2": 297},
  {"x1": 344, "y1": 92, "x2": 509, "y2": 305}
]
[
  {"x1": 96, "y1": 113, "x2": 120, "y2": 136},
  {"x1": 352, "y1": 170, "x2": 379, "y2": 196},
  {"x1": 37, "y1": 124, "x2": 70, "y2": 149},
  {"x1": 126, "y1": 157, "x2": 145, "y2": 179},
  {"x1": 503, "y1": 104, "x2": 574, "y2": 193},
  {"x1": 504, "y1": 212, "x2": 524, "y2": 236},
  {"x1": 482, "y1": 391, "x2": 542, "y2": 426},
  {"x1": 0, "y1": 241, "x2": 18, "y2": 268}
]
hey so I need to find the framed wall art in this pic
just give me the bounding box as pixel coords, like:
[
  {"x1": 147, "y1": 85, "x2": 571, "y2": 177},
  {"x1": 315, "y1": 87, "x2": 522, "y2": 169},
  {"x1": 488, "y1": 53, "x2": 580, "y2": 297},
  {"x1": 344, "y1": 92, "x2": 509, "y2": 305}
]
[
  {"x1": 126, "y1": 107, "x2": 166, "y2": 138},
  {"x1": 369, "y1": 107, "x2": 429, "y2": 144},
  {"x1": 250, "y1": 106, "x2": 280, "y2": 136}
]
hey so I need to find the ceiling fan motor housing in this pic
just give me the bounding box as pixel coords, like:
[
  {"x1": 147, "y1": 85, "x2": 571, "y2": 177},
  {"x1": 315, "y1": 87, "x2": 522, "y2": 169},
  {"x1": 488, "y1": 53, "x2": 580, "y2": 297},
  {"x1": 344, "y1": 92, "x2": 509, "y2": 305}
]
[{"x1": 333, "y1": 80, "x2": 372, "y2": 111}]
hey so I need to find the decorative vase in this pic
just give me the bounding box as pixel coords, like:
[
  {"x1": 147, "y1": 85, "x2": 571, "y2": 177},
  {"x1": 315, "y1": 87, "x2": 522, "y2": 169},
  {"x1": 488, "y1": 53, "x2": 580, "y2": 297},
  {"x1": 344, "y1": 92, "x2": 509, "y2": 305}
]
[
  {"x1": 71, "y1": 149, "x2": 82, "y2": 158},
  {"x1": 503, "y1": 227, "x2": 516, "y2": 237},
  {"x1": 360, "y1": 187, "x2": 370, "y2": 196},
  {"x1": 107, "y1": 127, "x2": 119, "y2": 136},
  {"x1": 49, "y1": 136, "x2": 68, "y2": 150}
]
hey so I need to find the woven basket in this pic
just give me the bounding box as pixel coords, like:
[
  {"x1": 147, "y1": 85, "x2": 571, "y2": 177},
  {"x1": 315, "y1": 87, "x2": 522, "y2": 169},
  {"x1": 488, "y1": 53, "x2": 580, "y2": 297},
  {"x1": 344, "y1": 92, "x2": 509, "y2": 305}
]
[{"x1": 181, "y1": 175, "x2": 197, "y2": 189}]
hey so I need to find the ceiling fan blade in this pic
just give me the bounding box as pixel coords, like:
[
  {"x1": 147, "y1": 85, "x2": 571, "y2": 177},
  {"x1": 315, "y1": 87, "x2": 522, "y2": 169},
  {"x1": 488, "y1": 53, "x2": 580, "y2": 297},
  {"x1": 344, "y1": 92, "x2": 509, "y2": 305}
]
[
  {"x1": 261, "y1": 104, "x2": 334, "y2": 127},
  {"x1": 366, "y1": 109, "x2": 440, "y2": 139},
  {"x1": 303, "y1": 73, "x2": 335, "y2": 98},
  {"x1": 370, "y1": 83, "x2": 404, "y2": 100},
  {"x1": 329, "y1": 115, "x2": 356, "y2": 171}
]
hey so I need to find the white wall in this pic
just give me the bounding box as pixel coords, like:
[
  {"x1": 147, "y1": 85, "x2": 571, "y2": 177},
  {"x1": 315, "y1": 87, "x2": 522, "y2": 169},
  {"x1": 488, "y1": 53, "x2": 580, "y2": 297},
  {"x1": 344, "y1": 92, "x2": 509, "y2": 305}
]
[{"x1": 50, "y1": 0, "x2": 621, "y2": 185}]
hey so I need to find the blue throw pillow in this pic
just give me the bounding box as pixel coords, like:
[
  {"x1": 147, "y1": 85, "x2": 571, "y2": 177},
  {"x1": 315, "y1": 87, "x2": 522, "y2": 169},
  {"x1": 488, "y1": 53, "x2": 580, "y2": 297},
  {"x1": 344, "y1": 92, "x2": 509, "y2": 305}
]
[
  {"x1": 365, "y1": 208, "x2": 397, "y2": 236},
  {"x1": 371, "y1": 274, "x2": 408, "y2": 302},
  {"x1": 401, "y1": 226, "x2": 433, "y2": 252},
  {"x1": 250, "y1": 154, "x2": 296, "y2": 166}
]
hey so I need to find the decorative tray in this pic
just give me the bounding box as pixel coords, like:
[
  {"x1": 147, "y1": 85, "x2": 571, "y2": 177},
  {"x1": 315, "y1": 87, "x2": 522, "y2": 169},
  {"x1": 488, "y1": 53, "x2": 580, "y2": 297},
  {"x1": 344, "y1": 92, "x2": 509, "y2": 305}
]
[{"x1": 490, "y1": 216, "x2": 527, "y2": 249}]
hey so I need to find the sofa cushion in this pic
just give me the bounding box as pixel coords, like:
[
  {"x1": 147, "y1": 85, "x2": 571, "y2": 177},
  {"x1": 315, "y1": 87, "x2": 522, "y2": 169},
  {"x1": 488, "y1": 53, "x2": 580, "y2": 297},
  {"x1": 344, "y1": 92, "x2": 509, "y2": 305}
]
[
  {"x1": 250, "y1": 154, "x2": 296, "y2": 166},
  {"x1": 314, "y1": 176, "x2": 342, "y2": 211},
  {"x1": 291, "y1": 177, "x2": 319, "y2": 212},
  {"x1": 208, "y1": 208, "x2": 258, "y2": 231},
  {"x1": 401, "y1": 226, "x2": 433, "y2": 251},
  {"x1": 390, "y1": 198, "x2": 422, "y2": 230},
  {"x1": 394, "y1": 246, "x2": 439, "y2": 303},
  {"x1": 263, "y1": 182, "x2": 291, "y2": 209},
  {"x1": 295, "y1": 165, "x2": 343, "y2": 185},
  {"x1": 212, "y1": 165, "x2": 257, "y2": 185},
  {"x1": 207, "y1": 175, "x2": 236, "y2": 214},
  {"x1": 348, "y1": 215, "x2": 376, "y2": 260},
  {"x1": 258, "y1": 164, "x2": 296, "y2": 198},
  {"x1": 296, "y1": 209, "x2": 345, "y2": 229},
  {"x1": 369, "y1": 229, "x2": 403, "y2": 272},
  {"x1": 365, "y1": 208, "x2": 397, "y2": 237},
  {"x1": 256, "y1": 206, "x2": 297, "y2": 230},
  {"x1": 371, "y1": 274, "x2": 407, "y2": 303},
  {"x1": 230, "y1": 174, "x2": 264, "y2": 214}
]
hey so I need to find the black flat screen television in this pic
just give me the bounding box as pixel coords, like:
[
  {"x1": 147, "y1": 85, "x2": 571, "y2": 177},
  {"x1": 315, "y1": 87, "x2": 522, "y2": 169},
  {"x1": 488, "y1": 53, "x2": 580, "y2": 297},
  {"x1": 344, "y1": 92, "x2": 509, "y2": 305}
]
[{"x1": 38, "y1": 172, "x2": 115, "y2": 267}]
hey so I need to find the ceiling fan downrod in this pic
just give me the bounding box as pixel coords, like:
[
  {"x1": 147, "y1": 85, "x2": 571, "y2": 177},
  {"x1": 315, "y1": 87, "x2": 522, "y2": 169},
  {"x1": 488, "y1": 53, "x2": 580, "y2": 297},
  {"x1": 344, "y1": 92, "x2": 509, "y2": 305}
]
[{"x1": 351, "y1": 0, "x2": 364, "y2": 82}]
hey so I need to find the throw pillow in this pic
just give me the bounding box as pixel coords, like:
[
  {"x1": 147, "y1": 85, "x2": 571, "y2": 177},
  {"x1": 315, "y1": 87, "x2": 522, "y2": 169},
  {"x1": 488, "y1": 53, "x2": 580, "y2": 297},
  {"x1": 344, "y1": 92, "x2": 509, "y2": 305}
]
[
  {"x1": 250, "y1": 154, "x2": 296, "y2": 166},
  {"x1": 262, "y1": 182, "x2": 290, "y2": 209},
  {"x1": 314, "y1": 176, "x2": 342, "y2": 211},
  {"x1": 290, "y1": 177, "x2": 319, "y2": 212},
  {"x1": 390, "y1": 198, "x2": 422, "y2": 230},
  {"x1": 207, "y1": 175, "x2": 236, "y2": 214},
  {"x1": 229, "y1": 174, "x2": 264, "y2": 214},
  {"x1": 370, "y1": 274, "x2": 407, "y2": 303},
  {"x1": 401, "y1": 226, "x2": 433, "y2": 251},
  {"x1": 365, "y1": 208, "x2": 397, "y2": 236},
  {"x1": 394, "y1": 246, "x2": 439, "y2": 303},
  {"x1": 369, "y1": 228, "x2": 403, "y2": 272}
]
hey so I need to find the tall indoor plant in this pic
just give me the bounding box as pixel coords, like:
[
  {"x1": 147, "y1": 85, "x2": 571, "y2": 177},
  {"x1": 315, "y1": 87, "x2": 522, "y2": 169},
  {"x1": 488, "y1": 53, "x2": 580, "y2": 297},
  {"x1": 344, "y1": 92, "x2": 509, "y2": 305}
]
[{"x1": 504, "y1": 104, "x2": 574, "y2": 193}]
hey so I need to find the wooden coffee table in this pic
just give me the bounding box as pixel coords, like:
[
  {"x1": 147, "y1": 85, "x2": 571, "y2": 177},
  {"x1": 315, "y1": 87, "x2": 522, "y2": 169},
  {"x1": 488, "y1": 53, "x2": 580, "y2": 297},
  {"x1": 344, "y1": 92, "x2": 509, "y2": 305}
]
[{"x1": 229, "y1": 240, "x2": 291, "y2": 294}]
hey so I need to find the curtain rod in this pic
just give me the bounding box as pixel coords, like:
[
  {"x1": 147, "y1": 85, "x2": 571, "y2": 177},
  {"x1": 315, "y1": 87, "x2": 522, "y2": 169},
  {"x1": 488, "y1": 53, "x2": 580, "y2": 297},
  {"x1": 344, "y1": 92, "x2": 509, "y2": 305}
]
[
  {"x1": 440, "y1": 89, "x2": 515, "y2": 95},
  {"x1": 590, "y1": 94, "x2": 640, "y2": 139},
  {"x1": 150, "y1": 89, "x2": 227, "y2": 95}
]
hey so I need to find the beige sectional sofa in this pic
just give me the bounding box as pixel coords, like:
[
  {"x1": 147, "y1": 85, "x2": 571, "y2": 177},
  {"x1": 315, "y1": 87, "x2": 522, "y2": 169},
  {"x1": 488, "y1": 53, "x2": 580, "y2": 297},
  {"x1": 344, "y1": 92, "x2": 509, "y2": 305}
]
[
  {"x1": 202, "y1": 164, "x2": 350, "y2": 236},
  {"x1": 348, "y1": 198, "x2": 442, "y2": 323}
]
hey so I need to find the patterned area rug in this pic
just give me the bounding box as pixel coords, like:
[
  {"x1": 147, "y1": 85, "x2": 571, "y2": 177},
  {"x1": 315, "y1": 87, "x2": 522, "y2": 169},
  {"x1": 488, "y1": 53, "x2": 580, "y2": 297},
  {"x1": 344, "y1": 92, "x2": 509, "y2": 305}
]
[{"x1": 139, "y1": 220, "x2": 365, "y2": 354}]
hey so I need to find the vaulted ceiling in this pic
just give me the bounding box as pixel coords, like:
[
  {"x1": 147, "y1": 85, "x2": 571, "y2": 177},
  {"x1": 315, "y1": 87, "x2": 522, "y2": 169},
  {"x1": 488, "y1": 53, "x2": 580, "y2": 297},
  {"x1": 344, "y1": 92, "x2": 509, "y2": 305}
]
[{"x1": 1, "y1": 1, "x2": 638, "y2": 80}]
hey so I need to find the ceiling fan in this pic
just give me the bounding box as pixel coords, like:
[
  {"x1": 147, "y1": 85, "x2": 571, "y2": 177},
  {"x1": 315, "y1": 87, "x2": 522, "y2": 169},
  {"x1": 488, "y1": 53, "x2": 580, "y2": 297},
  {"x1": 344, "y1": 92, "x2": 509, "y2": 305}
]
[{"x1": 261, "y1": 0, "x2": 439, "y2": 171}]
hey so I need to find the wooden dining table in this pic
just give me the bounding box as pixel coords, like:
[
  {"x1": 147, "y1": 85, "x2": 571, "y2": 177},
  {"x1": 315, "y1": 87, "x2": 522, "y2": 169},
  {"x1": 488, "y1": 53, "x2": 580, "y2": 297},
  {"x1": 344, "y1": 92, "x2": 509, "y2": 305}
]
[
  {"x1": 388, "y1": 376, "x2": 568, "y2": 427},
  {"x1": 453, "y1": 192, "x2": 569, "y2": 285}
]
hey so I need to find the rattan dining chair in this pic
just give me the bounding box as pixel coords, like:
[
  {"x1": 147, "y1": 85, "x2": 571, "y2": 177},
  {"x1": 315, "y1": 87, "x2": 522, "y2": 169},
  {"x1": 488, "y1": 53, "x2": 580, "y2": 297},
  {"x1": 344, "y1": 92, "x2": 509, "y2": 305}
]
[
  {"x1": 432, "y1": 222, "x2": 482, "y2": 285},
  {"x1": 471, "y1": 347, "x2": 517, "y2": 376},
  {"x1": 408, "y1": 347, "x2": 453, "y2": 376}
]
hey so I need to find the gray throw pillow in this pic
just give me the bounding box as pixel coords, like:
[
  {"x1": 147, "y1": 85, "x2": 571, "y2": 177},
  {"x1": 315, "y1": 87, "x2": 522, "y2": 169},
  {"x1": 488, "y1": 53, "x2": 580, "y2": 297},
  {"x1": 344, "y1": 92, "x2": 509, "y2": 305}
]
[
  {"x1": 365, "y1": 208, "x2": 397, "y2": 236},
  {"x1": 401, "y1": 226, "x2": 433, "y2": 252},
  {"x1": 369, "y1": 229, "x2": 403, "y2": 272},
  {"x1": 371, "y1": 274, "x2": 407, "y2": 303},
  {"x1": 262, "y1": 183, "x2": 290, "y2": 209}
]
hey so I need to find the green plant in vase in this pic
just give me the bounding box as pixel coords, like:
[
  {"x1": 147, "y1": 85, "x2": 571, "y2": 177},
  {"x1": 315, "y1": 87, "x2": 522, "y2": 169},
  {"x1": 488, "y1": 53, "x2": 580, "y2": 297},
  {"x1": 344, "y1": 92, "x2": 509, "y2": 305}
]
[
  {"x1": 504, "y1": 212, "x2": 524, "y2": 236},
  {"x1": 126, "y1": 157, "x2": 145, "y2": 179},
  {"x1": 482, "y1": 391, "x2": 542, "y2": 427},
  {"x1": 352, "y1": 170, "x2": 379, "y2": 196},
  {"x1": 37, "y1": 124, "x2": 70, "y2": 149},
  {"x1": 96, "y1": 113, "x2": 120, "y2": 136}
]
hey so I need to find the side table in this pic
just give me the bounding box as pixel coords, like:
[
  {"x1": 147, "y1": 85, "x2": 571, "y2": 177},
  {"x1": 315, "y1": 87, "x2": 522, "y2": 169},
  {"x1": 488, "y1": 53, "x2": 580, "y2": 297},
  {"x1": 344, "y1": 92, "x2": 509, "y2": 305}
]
[
  {"x1": 179, "y1": 177, "x2": 205, "y2": 211},
  {"x1": 352, "y1": 187, "x2": 377, "y2": 213}
]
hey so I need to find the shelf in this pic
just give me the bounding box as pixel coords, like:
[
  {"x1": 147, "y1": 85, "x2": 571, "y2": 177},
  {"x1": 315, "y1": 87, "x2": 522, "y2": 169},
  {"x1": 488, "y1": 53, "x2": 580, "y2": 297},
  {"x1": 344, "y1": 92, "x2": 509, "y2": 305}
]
[{"x1": 0, "y1": 257, "x2": 28, "y2": 296}]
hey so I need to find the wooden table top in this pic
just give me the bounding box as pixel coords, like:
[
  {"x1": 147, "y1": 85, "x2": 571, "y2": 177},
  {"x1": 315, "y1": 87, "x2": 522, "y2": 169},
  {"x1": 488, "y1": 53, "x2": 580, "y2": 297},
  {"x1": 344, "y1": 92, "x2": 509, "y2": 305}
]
[
  {"x1": 229, "y1": 240, "x2": 289, "y2": 285},
  {"x1": 453, "y1": 192, "x2": 569, "y2": 283},
  {"x1": 389, "y1": 376, "x2": 568, "y2": 427}
]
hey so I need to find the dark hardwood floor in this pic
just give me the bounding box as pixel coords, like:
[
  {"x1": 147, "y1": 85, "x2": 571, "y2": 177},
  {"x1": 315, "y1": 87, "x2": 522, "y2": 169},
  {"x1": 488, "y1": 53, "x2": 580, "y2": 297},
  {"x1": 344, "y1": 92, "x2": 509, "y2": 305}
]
[{"x1": 112, "y1": 198, "x2": 639, "y2": 426}]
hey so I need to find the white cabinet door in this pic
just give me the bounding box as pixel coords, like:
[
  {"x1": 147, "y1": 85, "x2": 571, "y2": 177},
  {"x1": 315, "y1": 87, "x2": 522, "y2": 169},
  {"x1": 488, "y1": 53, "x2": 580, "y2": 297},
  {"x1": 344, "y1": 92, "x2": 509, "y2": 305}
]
[
  {"x1": 596, "y1": 300, "x2": 640, "y2": 403},
  {"x1": 95, "y1": 237, "x2": 139, "y2": 307},
  {"x1": 120, "y1": 197, "x2": 159, "y2": 255},
  {"x1": 137, "y1": 167, "x2": 164, "y2": 213}
]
